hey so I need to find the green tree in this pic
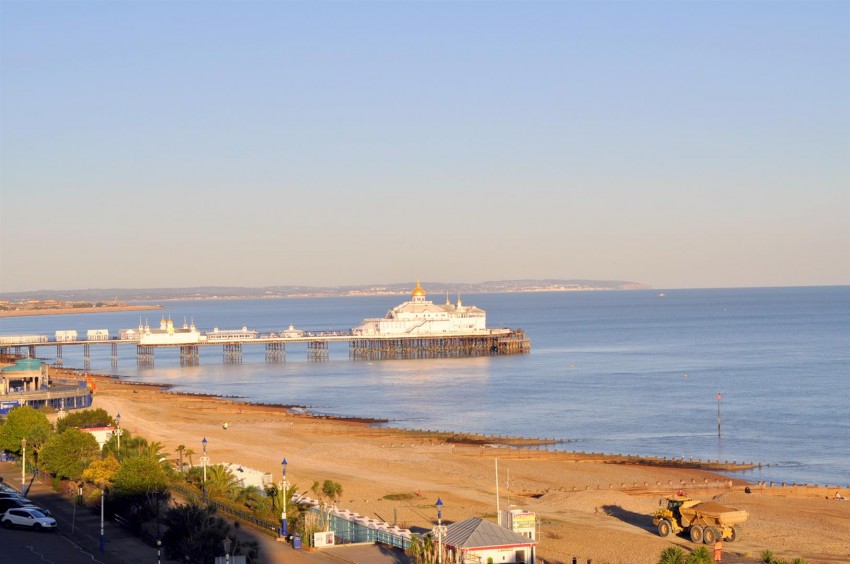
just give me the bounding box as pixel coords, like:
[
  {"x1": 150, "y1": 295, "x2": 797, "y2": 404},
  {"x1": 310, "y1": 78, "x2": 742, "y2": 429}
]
[
  {"x1": 659, "y1": 546, "x2": 687, "y2": 564},
  {"x1": 56, "y1": 408, "x2": 113, "y2": 433},
  {"x1": 39, "y1": 428, "x2": 100, "y2": 481},
  {"x1": 183, "y1": 448, "x2": 195, "y2": 468},
  {"x1": 113, "y1": 454, "x2": 168, "y2": 496},
  {"x1": 82, "y1": 454, "x2": 121, "y2": 488},
  {"x1": 0, "y1": 405, "x2": 53, "y2": 457}
]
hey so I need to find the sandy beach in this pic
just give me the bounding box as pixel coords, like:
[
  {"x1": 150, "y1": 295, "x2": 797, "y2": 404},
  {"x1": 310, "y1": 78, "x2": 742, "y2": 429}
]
[{"x1": 63, "y1": 372, "x2": 850, "y2": 563}]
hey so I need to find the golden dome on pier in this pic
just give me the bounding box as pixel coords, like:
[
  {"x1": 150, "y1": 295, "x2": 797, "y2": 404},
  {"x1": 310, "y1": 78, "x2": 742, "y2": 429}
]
[{"x1": 412, "y1": 281, "x2": 426, "y2": 297}]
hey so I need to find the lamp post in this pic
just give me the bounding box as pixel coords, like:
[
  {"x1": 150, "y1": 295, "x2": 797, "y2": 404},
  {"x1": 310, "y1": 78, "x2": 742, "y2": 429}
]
[
  {"x1": 99, "y1": 486, "x2": 105, "y2": 552},
  {"x1": 72, "y1": 485, "x2": 82, "y2": 534},
  {"x1": 433, "y1": 498, "x2": 447, "y2": 564},
  {"x1": 115, "y1": 412, "x2": 122, "y2": 452},
  {"x1": 201, "y1": 437, "x2": 209, "y2": 498},
  {"x1": 21, "y1": 437, "x2": 26, "y2": 495},
  {"x1": 223, "y1": 537, "x2": 232, "y2": 564},
  {"x1": 156, "y1": 539, "x2": 162, "y2": 564},
  {"x1": 279, "y1": 458, "x2": 289, "y2": 539}
]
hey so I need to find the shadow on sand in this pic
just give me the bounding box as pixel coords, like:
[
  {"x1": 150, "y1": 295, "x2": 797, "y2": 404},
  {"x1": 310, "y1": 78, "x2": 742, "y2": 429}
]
[{"x1": 601, "y1": 504, "x2": 657, "y2": 533}]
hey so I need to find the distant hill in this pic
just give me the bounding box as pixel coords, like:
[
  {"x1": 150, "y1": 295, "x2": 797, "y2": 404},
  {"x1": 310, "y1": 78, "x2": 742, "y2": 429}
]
[{"x1": 0, "y1": 279, "x2": 650, "y2": 302}]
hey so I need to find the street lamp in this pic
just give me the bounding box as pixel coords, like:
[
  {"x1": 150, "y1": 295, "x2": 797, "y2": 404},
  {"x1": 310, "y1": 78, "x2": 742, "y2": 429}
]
[
  {"x1": 280, "y1": 458, "x2": 288, "y2": 539},
  {"x1": 223, "y1": 537, "x2": 232, "y2": 564},
  {"x1": 21, "y1": 438, "x2": 26, "y2": 495},
  {"x1": 100, "y1": 486, "x2": 105, "y2": 552},
  {"x1": 433, "y1": 498, "x2": 447, "y2": 564},
  {"x1": 156, "y1": 539, "x2": 162, "y2": 564},
  {"x1": 115, "y1": 412, "x2": 121, "y2": 452},
  {"x1": 201, "y1": 437, "x2": 209, "y2": 498}
]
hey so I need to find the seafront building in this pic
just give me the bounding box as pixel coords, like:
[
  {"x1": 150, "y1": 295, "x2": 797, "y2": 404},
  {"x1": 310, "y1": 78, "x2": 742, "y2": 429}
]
[
  {"x1": 138, "y1": 317, "x2": 202, "y2": 345},
  {"x1": 0, "y1": 359, "x2": 92, "y2": 415},
  {"x1": 353, "y1": 281, "x2": 487, "y2": 336}
]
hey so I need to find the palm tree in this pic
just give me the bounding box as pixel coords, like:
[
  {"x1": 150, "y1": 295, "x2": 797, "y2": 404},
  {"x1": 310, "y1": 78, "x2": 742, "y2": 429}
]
[
  {"x1": 184, "y1": 448, "x2": 195, "y2": 468},
  {"x1": 687, "y1": 546, "x2": 713, "y2": 564},
  {"x1": 205, "y1": 464, "x2": 241, "y2": 500},
  {"x1": 311, "y1": 479, "x2": 343, "y2": 531},
  {"x1": 175, "y1": 445, "x2": 185, "y2": 471},
  {"x1": 144, "y1": 441, "x2": 166, "y2": 460},
  {"x1": 658, "y1": 546, "x2": 686, "y2": 564},
  {"x1": 236, "y1": 485, "x2": 267, "y2": 512}
]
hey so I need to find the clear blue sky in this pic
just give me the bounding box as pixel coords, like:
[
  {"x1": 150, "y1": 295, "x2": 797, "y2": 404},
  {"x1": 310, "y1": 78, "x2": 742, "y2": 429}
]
[{"x1": 1, "y1": 0, "x2": 848, "y2": 292}]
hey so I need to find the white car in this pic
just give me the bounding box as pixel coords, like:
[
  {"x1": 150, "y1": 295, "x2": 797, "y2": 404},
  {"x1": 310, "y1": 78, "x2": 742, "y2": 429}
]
[{"x1": 1, "y1": 507, "x2": 57, "y2": 531}]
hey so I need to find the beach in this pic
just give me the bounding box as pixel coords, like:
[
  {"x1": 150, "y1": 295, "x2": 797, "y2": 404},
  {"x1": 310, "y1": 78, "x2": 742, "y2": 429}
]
[{"x1": 80, "y1": 373, "x2": 849, "y2": 564}]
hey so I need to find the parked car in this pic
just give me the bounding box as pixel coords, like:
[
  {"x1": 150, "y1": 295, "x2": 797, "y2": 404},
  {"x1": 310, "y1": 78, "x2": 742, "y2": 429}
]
[
  {"x1": 0, "y1": 497, "x2": 52, "y2": 516},
  {"x1": 1, "y1": 507, "x2": 57, "y2": 530},
  {"x1": 0, "y1": 483, "x2": 19, "y2": 494}
]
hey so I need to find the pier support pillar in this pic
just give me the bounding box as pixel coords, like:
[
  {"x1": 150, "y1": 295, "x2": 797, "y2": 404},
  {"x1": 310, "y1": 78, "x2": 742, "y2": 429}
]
[
  {"x1": 307, "y1": 340, "x2": 329, "y2": 361},
  {"x1": 265, "y1": 342, "x2": 285, "y2": 363},
  {"x1": 111, "y1": 342, "x2": 118, "y2": 368},
  {"x1": 83, "y1": 343, "x2": 91, "y2": 369},
  {"x1": 27, "y1": 345, "x2": 36, "y2": 359},
  {"x1": 223, "y1": 343, "x2": 242, "y2": 364},
  {"x1": 137, "y1": 345, "x2": 155, "y2": 366},
  {"x1": 56, "y1": 345, "x2": 63, "y2": 366},
  {"x1": 180, "y1": 345, "x2": 200, "y2": 366}
]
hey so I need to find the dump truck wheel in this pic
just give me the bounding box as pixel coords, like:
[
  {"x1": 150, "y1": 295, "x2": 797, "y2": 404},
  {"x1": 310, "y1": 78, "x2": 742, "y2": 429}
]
[
  {"x1": 727, "y1": 526, "x2": 739, "y2": 542},
  {"x1": 657, "y1": 520, "x2": 672, "y2": 537},
  {"x1": 690, "y1": 525, "x2": 703, "y2": 543},
  {"x1": 703, "y1": 527, "x2": 718, "y2": 544}
]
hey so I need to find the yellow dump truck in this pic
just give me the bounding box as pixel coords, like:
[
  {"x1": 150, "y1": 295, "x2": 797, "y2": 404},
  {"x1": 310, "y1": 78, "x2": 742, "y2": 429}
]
[{"x1": 653, "y1": 495, "x2": 748, "y2": 544}]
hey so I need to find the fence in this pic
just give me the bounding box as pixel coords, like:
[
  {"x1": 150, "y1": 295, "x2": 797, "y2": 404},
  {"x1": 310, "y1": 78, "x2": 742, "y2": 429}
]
[
  {"x1": 302, "y1": 498, "x2": 413, "y2": 550},
  {"x1": 169, "y1": 483, "x2": 280, "y2": 537}
]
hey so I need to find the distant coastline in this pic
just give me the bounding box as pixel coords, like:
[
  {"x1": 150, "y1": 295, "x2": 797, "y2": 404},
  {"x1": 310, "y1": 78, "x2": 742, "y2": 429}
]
[
  {"x1": 0, "y1": 278, "x2": 650, "y2": 304},
  {"x1": 0, "y1": 304, "x2": 163, "y2": 318}
]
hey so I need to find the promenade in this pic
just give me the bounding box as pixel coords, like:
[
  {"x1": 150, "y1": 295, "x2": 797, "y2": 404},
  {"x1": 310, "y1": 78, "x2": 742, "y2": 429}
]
[{"x1": 0, "y1": 462, "x2": 409, "y2": 564}]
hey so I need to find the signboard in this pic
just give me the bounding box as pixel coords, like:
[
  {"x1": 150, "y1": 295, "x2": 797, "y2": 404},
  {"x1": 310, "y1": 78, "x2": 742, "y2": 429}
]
[
  {"x1": 313, "y1": 531, "x2": 335, "y2": 547},
  {"x1": 510, "y1": 511, "x2": 536, "y2": 530}
]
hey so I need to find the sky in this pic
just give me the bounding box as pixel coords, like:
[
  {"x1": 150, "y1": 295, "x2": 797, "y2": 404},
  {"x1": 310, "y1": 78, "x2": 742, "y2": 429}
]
[{"x1": 1, "y1": 0, "x2": 848, "y2": 293}]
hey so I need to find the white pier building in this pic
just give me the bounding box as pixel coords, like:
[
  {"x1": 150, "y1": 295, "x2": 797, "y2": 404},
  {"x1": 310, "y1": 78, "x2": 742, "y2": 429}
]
[
  {"x1": 138, "y1": 317, "x2": 203, "y2": 345},
  {"x1": 353, "y1": 281, "x2": 488, "y2": 336}
]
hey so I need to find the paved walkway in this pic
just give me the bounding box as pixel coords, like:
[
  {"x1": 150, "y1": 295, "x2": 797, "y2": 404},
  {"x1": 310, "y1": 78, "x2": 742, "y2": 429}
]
[{"x1": 0, "y1": 461, "x2": 409, "y2": 563}]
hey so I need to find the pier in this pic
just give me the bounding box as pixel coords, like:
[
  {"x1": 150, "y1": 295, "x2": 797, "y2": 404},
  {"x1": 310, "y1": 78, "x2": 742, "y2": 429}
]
[
  {"x1": 1, "y1": 284, "x2": 530, "y2": 367},
  {"x1": 1, "y1": 329, "x2": 530, "y2": 368}
]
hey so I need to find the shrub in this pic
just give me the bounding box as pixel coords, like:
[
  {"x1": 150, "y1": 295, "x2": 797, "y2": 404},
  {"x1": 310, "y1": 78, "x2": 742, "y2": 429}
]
[{"x1": 659, "y1": 546, "x2": 686, "y2": 564}]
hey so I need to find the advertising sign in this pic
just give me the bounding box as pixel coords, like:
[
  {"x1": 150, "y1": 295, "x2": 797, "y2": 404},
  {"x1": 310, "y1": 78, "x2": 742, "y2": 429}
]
[{"x1": 313, "y1": 531, "x2": 335, "y2": 547}]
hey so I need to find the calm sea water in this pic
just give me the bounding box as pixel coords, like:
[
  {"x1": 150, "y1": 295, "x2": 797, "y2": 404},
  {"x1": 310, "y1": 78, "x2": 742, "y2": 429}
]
[{"x1": 2, "y1": 287, "x2": 848, "y2": 486}]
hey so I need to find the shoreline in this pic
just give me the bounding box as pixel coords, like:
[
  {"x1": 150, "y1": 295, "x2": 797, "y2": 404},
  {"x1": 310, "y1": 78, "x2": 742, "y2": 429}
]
[{"x1": 99, "y1": 372, "x2": 759, "y2": 472}]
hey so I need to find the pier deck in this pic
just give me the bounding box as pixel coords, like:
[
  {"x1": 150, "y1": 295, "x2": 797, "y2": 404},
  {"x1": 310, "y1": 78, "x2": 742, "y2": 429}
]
[{"x1": 1, "y1": 329, "x2": 530, "y2": 367}]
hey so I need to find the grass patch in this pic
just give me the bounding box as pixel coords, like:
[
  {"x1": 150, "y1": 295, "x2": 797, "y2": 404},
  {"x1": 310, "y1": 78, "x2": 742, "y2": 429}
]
[{"x1": 383, "y1": 493, "x2": 417, "y2": 501}]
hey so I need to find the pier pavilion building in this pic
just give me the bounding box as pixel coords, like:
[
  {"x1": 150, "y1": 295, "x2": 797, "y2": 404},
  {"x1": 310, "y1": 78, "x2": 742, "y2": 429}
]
[{"x1": 352, "y1": 281, "x2": 487, "y2": 336}]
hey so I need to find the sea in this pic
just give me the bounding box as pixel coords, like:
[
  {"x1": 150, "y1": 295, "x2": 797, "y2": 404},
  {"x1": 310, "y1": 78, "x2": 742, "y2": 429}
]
[{"x1": 2, "y1": 286, "x2": 848, "y2": 487}]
